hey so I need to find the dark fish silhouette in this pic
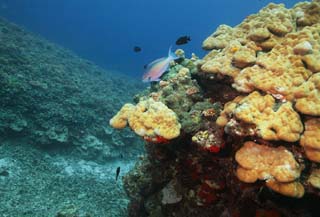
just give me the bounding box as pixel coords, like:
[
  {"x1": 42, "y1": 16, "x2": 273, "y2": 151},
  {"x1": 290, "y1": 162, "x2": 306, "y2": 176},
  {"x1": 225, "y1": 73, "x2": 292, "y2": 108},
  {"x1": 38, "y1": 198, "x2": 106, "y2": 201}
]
[
  {"x1": 175, "y1": 36, "x2": 191, "y2": 45},
  {"x1": 116, "y1": 166, "x2": 121, "y2": 181},
  {"x1": 133, "y1": 46, "x2": 142, "y2": 52}
]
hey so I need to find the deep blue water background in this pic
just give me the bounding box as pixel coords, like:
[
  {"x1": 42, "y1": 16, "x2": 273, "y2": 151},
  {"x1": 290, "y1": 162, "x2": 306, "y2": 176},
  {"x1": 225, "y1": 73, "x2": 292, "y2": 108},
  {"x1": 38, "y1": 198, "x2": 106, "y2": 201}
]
[{"x1": 0, "y1": 0, "x2": 303, "y2": 79}]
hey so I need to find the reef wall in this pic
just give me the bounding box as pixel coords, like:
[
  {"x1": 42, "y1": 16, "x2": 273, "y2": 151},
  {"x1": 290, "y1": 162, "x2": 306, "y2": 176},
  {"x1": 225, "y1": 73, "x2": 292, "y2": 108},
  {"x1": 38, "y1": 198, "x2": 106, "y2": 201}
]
[
  {"x1": 110, "y1": 1, "x2": 320, "y2": 216},
  {"x1": 0, "y1": 17, "x2": 144, "y2": 160}
]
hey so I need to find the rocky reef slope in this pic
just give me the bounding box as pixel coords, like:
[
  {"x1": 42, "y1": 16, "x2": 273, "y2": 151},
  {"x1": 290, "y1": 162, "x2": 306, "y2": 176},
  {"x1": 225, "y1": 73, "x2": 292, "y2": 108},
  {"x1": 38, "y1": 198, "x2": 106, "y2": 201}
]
[
  {"x1": 0, "y1": 17, "x2": 145, "y2": 216},
  {"x1": 0, "y1": 17, "x2": 144, "y2": 160},
  {"x1": 110, "y1": 1, "x2": 320, "y2": 216}
]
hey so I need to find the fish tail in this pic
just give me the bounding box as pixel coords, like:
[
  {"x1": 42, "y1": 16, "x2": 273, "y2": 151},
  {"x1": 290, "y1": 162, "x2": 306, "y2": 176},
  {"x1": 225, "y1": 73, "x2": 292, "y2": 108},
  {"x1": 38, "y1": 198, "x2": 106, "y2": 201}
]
[{"x1": 168, "y1": 45, "x2": 178, "y2": 60}]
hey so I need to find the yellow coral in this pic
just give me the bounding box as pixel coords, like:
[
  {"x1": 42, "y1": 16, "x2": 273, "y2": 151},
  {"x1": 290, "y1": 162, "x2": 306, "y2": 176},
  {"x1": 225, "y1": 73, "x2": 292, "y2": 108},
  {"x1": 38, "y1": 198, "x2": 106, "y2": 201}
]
[
  {"x1": 201, "y1": 41, "x2": 242, "y2": 78},
  {"x1": 293, "y1": 1, "x2": 320, "y2": 27},
  {"x1": 233, "y1": 25, "x2": 320, "y2": 100},
  {"x1": 303, "y1": 148, "x2": 320, "y2": 163},
  {"x1": 300, "y1": 118, "x2": 320, "y2": 162},
  {"x1": 200, "y1": 0, "x2": 320, "y2": 201},
  {"x1": 308, "y1": 169, "x2": 320, "y2": 189},
  {"x1": 217, "y1": 91, "x2": 303, "y2": 142},
  {"x1": 109, "y1": 104, "x2": 135, "y2": 129},
  {"x1": 235, "y1": 141, "x2": 304, "y2": 198},
  {"x1": 235, "y1": 141, "x2": 301, "y2": 183},
  {"x1": 202, "y1": 24, "x2": 236, "y2": 50},
  {"x1": 232, "y1": 47, "x2": 256, "y2": 68},
  {"x1": 201, "y1": 1, "x2": 320, "y2": 103},
  {"x1": 266, "y1": 179, "x2": 305, "y2": 198},
  {"x1": 110, "y1": 98, "x2": 181, "y2": 140},
  {"x1": 294, "y1": 73, "x2": 320, "y2": 116},
  {"x1": 248, "y1": 28, "x2": 271, "y2": 41}
]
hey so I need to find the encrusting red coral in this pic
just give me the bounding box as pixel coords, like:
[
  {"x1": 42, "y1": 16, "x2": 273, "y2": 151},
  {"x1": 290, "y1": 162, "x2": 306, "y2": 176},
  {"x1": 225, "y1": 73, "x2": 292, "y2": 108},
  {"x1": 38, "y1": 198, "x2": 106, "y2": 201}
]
[
  {"x1": 143, "y1": 135, "x2": 170, "y2": 144},
  {"x1": 197, "y1": 182, "x2": 217, "y2": 206}
]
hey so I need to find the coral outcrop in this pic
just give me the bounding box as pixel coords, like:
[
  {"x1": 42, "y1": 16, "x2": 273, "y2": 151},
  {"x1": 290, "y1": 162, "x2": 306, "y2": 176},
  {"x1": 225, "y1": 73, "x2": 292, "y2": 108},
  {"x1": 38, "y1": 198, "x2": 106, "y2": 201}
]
[
  {"x1": 308, "y1": 169, "x2": 320, "y2": 189},
  {"x1": 294, "y1": 72, "x2": 320, "y2": 116},
  {"x1": 110, "y1": 98, "x2": 181, "y2": 141},
  {"x1": 201, "y1": 2, "x2": 320, "y2": 106},
  {"x1": 111, "y1": 1, "x2": 320, "y2": 216},
  {"x1": 300, "y1": 118, "x2": 320, "y2": 162},
  {"x1": 235, "y1": 141, "x2": 304, "y2": 198},
  {"x1": 216, "y1": 91, "x2": 303, "y2": 142}
]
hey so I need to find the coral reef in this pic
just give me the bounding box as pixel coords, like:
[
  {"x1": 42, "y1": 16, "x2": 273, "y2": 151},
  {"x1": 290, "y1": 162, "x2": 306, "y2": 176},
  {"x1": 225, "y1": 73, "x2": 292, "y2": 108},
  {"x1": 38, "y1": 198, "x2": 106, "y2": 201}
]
[
  {"x1": 112, "y1": 1, "x2": 320, "y2": 216},
  {"x1": 300, "y1": 118, "x2": 320, "y2": 162},
  {"x1": 0, "y1": 16, "x2": 148, "y2": 216},
  {"x1": 235, "y1": 141, "x2": 304, "y2": 198},
  {"x1": 201, "y1": 2, "x2": 320, "y2": 105},
  {"x1": 293, "y1": 72, "x2": 320, "y2": 115},
  {"x1": 216, "y1": 91, "x2": 303, "y2": 142},
  {"x1": 110, "y1": 98, "x2": 181, "y2": 141},
  {"x1": 0, "y1": 17, "x2": 144, "y2": 160}
]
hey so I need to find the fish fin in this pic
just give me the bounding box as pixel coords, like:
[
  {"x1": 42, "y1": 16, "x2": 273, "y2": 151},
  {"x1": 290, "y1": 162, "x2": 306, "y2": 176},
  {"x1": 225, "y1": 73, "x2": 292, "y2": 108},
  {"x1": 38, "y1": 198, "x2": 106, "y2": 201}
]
[
  {"x1": 142, "y1": 76, "x2": 161, "y2": 83},
  {"x1": 142, "y1": 77, "x2": 151, "y2": 83},
  {"x1": 168, "y1": 45, "x2": 178, "y2": 60}
]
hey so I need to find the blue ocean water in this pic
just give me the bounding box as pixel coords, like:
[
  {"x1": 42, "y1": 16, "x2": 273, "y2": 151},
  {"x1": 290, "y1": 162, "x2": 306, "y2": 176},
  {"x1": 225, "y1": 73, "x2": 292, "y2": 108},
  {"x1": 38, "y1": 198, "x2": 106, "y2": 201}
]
[{"x1": 0, "y1": 0, "x2": 303, "y2": 78}]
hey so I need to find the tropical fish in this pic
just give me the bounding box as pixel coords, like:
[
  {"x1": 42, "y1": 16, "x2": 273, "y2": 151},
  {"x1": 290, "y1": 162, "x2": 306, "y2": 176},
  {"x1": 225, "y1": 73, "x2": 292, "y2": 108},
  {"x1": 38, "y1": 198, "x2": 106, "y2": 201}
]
[
  {"x1": 175, "y1": 36, "x2": 191, "y2": 45},
  {"x1": 142, "y1": 47, "x2": 178, "y2": 82},
  {"x1": 133, "y1": 46, "x2": 142, "y2": 52},
  {"x1": 116, "y1": 166, "x2": 120, "y2": 181}
]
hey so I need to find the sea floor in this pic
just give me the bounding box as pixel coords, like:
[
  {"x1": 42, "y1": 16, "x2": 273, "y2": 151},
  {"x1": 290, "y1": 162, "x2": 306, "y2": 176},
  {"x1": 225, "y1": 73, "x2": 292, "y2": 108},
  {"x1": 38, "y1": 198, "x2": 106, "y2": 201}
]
[{"x1": 0, "y1": 139, "x2": 135, "y2": 217}]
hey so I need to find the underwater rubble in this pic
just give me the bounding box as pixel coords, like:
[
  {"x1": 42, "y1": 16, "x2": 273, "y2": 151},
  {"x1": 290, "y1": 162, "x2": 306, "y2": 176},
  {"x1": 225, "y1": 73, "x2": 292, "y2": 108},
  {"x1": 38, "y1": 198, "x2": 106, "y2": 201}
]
[
  {"x1": 0, "y1": 140, "x2": 133, "y2": 217},
  {"x1": 110, "y1": 1, "x2": 320, "y2": 216}
]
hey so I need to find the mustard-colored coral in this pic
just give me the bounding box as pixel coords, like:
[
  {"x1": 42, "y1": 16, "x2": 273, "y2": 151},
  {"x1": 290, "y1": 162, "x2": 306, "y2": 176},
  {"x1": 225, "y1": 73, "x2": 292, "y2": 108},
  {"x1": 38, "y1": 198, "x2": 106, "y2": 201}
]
[
  {"x1": 293, "y1": 73, "x2": 320, "y2": 116},
  {"x1": 200, "y1": 1, "x2": 320, "y2": 103},
  {"x1": 203, "y1": 2, "x2": 320, "y2": 199},
  {"x1": 266, "y1": 179, "x2": 305, "y2": 198},
  {"x1": 201, "y1": 41, "x2": 243, "y2": 78},
  {"x1": 109, "y1": 104, "x2": 135, "y2": 129},
  {"x1": 235, "y1": 141, "x2": 304, "y2": 198},
  {"x1": 110, "y1": 98, "x2": 181, "y2": 140},
  {"x1": 308, "y1": 169, "x2": 320, "y2": 189},
  {"x1": 293, "y1": 0, "x2": 320, "y2": 27},
  {"x1": 202, "y1": 24, "x2": 236, "y2": 50},
  {"x1": 217, "y1": 91, "x2": 303, "y2": 142},
  {"x1": 303, "y1": 148, "x2": 320, "y2": 163},
  {"x1": 202, "y1": 3, "x2": 294, "y2": 51},
  {"x1": 233, "y1": 25, "x2": 319, "y2": 100},
  {"x1": 300, "y1": 118, "x2": 320, "y2": 162},
  {"x1": 235, "y1": 141, "x2": 301, "y2": 183}
]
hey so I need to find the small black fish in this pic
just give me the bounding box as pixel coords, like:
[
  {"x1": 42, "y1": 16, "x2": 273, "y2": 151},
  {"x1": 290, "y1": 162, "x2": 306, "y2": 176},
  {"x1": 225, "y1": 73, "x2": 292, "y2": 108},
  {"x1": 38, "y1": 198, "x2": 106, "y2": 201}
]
[
  {"x1": 133, "y1": 46, "x2": 142, "y2": 52},
  {"x1": 116, "y1": 166, "x2": 121, "y2": 181},
  {"x1": 175, "y1": 36, "x2": 191, "y2": 45}
]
